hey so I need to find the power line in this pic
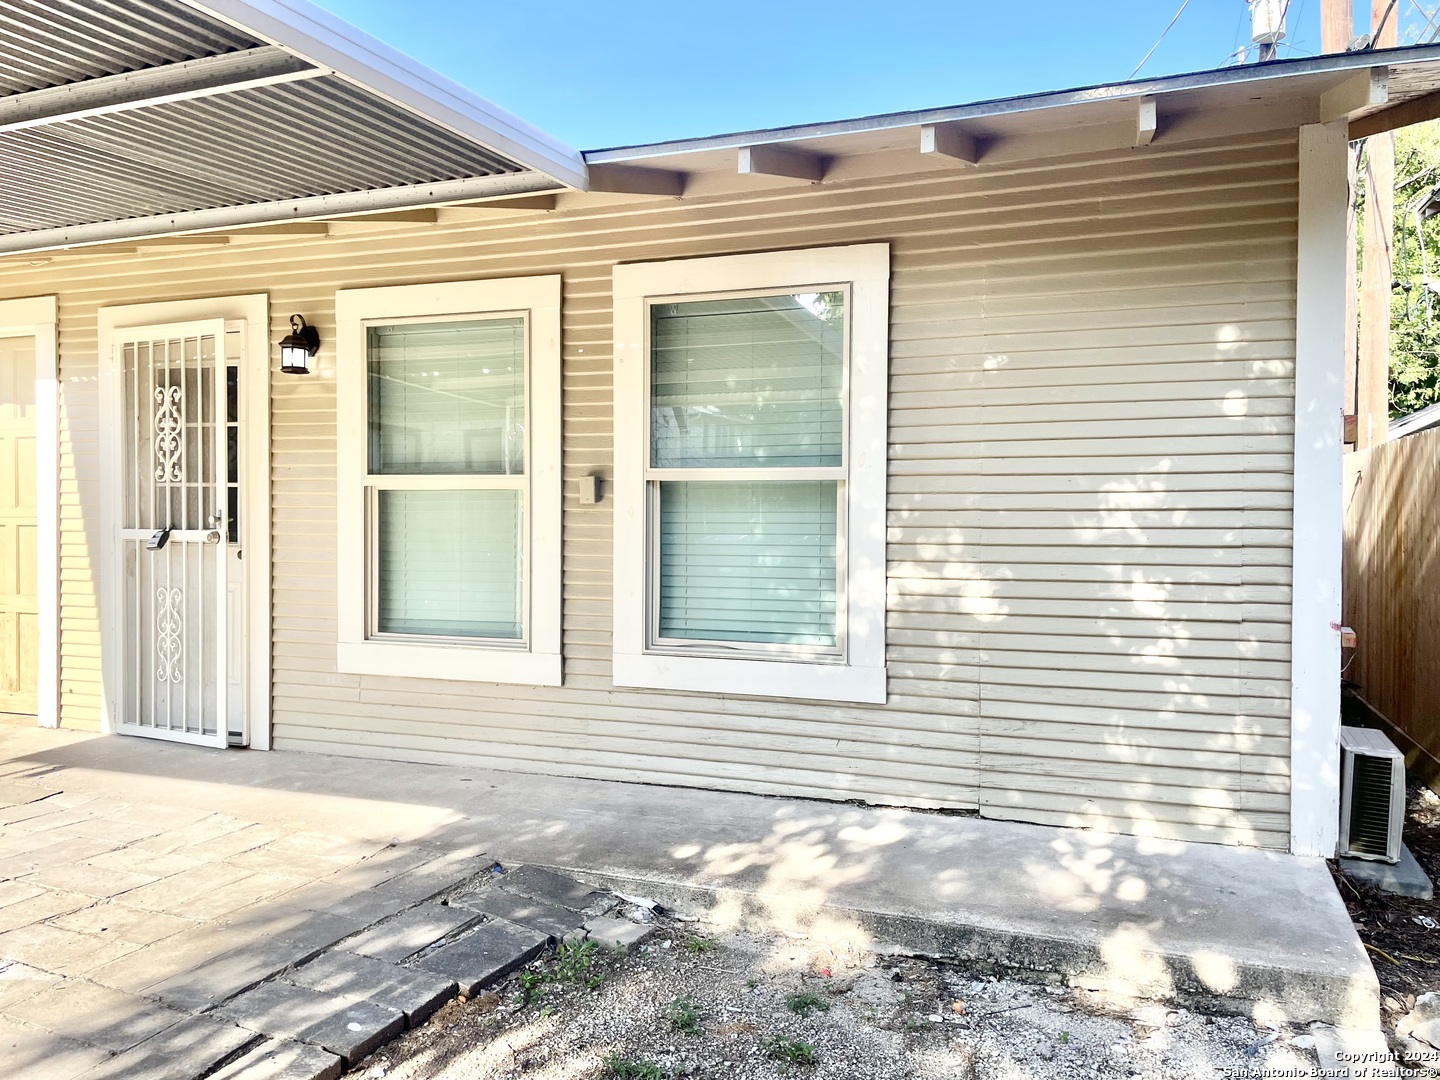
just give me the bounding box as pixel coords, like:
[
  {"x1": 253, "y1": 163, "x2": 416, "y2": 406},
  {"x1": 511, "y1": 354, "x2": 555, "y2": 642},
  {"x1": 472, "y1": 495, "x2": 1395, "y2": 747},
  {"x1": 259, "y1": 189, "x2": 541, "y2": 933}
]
[
  {"x1": 1130, "y1": 0, "x2": 1192, "y2": 80},
  {"x1": 1410, "y1": 0, "x2": 1440, "y2": 44},
  {"x1": 1230, "y1": 0, "x2": 1248, "y2": 60},
  {"x1": 1369, "y1": 0, "x2": 1400, "y2": 45}
]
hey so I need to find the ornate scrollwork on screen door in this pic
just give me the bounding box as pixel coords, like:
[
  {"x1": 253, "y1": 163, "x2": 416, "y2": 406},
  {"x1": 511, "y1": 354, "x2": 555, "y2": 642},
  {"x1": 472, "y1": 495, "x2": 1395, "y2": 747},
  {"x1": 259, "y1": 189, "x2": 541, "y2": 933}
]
[
  {"x1": 153, "y1": 384, "x2": 183, "y2": 483},
  {"x1": 156, "y1": 587, "x2": 183, "y2": 683}
]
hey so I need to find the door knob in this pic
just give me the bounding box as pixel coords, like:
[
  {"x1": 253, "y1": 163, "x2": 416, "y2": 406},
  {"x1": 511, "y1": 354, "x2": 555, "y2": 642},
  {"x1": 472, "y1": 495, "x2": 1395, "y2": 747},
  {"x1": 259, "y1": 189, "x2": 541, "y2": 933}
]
[{"x1": 204, "y1": 530, "x2": 222, "y2": 545}]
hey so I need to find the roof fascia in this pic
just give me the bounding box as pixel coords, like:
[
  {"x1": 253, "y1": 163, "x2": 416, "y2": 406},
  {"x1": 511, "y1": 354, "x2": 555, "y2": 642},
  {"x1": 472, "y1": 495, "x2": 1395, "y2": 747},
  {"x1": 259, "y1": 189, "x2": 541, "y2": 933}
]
[
  {"x1": 1390, "y1": 401, "x2": 1440, "y2": 439},
  {"x1": 584, "y1": 44, "x2": 1440, "y2": 162},
  {"x1": 179, "y1": 0, "x2": 589, "y2": 189}
]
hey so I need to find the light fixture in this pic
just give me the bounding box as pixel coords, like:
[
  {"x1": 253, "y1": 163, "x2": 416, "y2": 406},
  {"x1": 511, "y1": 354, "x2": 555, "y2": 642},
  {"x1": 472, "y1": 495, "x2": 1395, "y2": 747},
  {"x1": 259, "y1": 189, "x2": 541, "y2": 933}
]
[{"x1": 278, "y1": 314, "x2": 320, "y2": 374}]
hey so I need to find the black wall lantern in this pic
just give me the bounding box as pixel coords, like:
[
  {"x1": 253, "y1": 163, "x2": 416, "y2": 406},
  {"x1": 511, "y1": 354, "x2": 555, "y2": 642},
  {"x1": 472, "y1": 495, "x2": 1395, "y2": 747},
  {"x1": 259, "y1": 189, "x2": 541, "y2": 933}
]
[{"x1": 278, "y1": 314, "x2": 320, "y2": 374}]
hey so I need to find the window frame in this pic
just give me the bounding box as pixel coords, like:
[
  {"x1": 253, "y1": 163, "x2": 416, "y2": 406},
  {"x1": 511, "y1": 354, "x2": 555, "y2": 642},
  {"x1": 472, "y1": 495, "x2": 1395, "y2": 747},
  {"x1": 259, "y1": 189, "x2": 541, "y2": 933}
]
[
  {"x1": 643, "y1": 284, "x2": 852, "y2": 662},
  {"x1": 613, "y1": 244, "x2": 889, "y2": 704},
  {"x1": 336, "y1": 276, "x2": 562, "y2": 686},
  {"x1": 362, "y1": 310, "x2": 531, "y2": 647}
]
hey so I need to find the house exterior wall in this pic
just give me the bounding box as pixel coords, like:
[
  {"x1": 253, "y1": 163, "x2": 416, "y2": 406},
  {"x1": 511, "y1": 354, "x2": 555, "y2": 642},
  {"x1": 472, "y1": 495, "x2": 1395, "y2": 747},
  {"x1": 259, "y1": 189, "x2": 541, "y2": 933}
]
[{"x1": 0, "y1": 128, "x2": 1300, "y2": 848}]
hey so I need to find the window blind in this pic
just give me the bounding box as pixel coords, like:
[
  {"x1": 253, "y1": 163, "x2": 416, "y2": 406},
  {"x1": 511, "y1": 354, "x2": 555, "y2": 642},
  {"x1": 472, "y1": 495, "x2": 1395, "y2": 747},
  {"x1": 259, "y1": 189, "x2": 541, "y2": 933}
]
[
  {"x1": 377, "y1": 489, "x2": 522, "y2": 639},
  {"x1": 658, "y1": 480, "x2": 838, "y2": 648},
  {"x1": 650, "y1": 292, "x2": 843, "y2": 468},
  {"x1": 368, "y1": 318, "x2": 525, "y2": 475}
]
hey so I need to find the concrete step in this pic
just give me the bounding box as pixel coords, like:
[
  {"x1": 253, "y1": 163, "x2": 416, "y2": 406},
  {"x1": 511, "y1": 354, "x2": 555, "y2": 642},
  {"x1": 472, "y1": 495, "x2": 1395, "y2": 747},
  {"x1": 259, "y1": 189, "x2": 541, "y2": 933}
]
[{"x1": 561, "y1": 840, "x2": 1381, "y2": 1032}]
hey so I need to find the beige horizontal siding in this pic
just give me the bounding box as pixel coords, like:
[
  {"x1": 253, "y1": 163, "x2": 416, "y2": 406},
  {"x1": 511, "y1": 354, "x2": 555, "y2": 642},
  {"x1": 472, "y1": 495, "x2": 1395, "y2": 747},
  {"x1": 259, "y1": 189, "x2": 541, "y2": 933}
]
[
  {"x1": 56, "y1": 319, "x2": 101, "y2": 731},
  {"x1": 0, "y1": 128, "x2": 1298, "y2": 848}
]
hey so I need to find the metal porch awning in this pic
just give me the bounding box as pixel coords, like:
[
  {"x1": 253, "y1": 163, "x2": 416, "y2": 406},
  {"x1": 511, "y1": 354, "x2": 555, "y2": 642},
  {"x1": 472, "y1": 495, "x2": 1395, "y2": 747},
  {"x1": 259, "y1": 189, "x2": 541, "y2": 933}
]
[{"x1": 0, "y1": 0, "x2": 588, "y2": 255}]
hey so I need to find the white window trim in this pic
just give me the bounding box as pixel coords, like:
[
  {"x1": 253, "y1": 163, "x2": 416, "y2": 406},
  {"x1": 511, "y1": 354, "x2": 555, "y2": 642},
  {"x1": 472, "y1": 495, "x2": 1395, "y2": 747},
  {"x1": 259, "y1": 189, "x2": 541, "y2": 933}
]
[
  {"x1": 0, "y1": 297, "x2": 58, "y2": 730},
  {"x1": 336, "y1": 276, "x2": 562, "y2": 687},
  {"x1": 612, "y1": 244, "x2": 890, "y2": 705}
]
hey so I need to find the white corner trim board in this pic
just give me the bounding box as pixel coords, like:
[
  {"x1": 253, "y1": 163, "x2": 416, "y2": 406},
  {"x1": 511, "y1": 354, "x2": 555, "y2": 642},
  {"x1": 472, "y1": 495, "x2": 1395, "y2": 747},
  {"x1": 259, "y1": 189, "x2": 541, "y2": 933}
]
[
  {"x1": 1290, "y1": 121, "x2": 1348, "y2": 858},
  {"x1": 0, "y1": 297, "x2": 58, "y2": 730},
  {"x1": 334, "y1": 275, "x2": 563, "y2": 688},
  {"x1": 611, "y1": 243, "x2": 891, "y2": 705}
]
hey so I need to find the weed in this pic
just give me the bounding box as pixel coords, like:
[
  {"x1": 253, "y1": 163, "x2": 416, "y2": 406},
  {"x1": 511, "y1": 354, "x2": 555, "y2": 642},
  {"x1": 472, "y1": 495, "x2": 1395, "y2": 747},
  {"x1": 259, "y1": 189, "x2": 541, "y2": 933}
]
[
  {"x1": 516, "y1": 969, "x2": 544, "y2": 1006},
  {"x1": 517, "y1": 939, "x2": 609, "y2": 1005},
  {"x1": 785, "y1": 991, "x2": 830, "y2": 1017},
  {"x1": 1058, "y1": 1031, "x2": 1071, "y2": 1044},
  {"x1": 745, "y1": 977, "x2": 759, "y2": 990},
  {"x1": 665, "y1": 993, "x2": 701, "y2": 1035},
  {"x1": 547, "y1": 944, "x2": 599, "y2": 984},
  {"x1": 762, "y1": 1035, "x2": 816, "y2": 1068},
  {"x1": 903, "y1": 1014, "x2": 925, "y2": 1032},
  {"x1": 679, "y1": 933, "x2": 714, "y2": 954},
  {"x1": 603, "y1": 1057, "x2": 665, "y2": 1080},
  {"x1": 550, "y1": 939, "x2": 605, "y2": 990}
]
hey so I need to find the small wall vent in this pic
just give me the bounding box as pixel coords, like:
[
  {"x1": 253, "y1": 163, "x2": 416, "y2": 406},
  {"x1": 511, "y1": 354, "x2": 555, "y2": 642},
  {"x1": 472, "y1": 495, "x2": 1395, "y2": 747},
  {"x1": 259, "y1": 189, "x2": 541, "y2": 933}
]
[{"x1": 1339, "y1": 726, "x2": 1406, "y2": 863}]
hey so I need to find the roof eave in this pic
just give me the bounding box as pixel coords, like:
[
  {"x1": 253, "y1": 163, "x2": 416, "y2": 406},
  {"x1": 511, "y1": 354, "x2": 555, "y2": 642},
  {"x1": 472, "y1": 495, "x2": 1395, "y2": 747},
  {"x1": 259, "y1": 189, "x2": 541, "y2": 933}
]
[{"x1": 583, "y1": 43, "x2": 1440, "y2": 163}]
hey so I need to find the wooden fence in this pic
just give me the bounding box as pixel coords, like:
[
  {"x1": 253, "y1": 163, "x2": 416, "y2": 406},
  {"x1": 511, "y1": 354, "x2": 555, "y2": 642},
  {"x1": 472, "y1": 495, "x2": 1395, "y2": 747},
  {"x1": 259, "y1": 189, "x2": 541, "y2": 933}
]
[{"x1": 1343, "y1": 424, "x2": 1440, "y2": 762}]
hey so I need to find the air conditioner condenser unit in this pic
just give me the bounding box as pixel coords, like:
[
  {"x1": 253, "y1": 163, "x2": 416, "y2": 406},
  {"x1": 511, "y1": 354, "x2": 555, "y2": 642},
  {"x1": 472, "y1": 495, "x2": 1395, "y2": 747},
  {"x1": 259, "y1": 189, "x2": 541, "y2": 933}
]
[{"x1": 1339, "y1": 726, "x2": 1406, "y2": 863}]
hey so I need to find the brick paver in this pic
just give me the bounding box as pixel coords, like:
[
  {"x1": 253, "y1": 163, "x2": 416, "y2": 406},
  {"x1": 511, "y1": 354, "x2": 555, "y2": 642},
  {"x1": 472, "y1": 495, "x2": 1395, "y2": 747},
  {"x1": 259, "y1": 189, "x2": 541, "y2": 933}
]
[
  {"x1": 5, "y1": 980, "x2": 188, "y2": 1051},
  {"x1": 209, "y1": 1038, "x2": 342, "y2": 1080},
  {"x1": 21, "y1": 862, "x2": 158, "y2": 898},
  {"x1": 0, "y1": 922, "x2": 140, "y2": 974},
  {"x1": 0, "y1": 1015, "x2": 110, "y2": 1080},
  {"x1": 48, "y1": 901, "x2": 197, "y2": 945},
  {"x1": 284, "y1": 949, "x2": 456, "y2": 1025},
  {"x1": 81, "y1": 1013, "x2": 259, "y2": 1080},
  {"x1": 342, "y1": 901, "x2": 479, "y2": 962},
  {"x1": 0, "y1": 758, "x2": 636, "y2": 1076},
  {"x1": 415, "y1": 917, "x2": 549, "y2": 994},
  {"x1": 217, "y1": 981, "x2": 404, "y2": 1066},
  {"x1": 0, "y1": 960, "x2": 59, "y2": 1009}
]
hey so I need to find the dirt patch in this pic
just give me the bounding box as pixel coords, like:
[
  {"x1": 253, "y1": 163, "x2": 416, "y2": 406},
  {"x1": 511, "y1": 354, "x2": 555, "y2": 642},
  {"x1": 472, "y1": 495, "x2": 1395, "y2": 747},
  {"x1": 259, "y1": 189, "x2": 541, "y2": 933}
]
[
  {"x1": 356, "y1": 922, "x2": 1318, "y2": 1080},
  {"x1": 1333, "y1": 784, "x2": 1440, "y2": 1028}
]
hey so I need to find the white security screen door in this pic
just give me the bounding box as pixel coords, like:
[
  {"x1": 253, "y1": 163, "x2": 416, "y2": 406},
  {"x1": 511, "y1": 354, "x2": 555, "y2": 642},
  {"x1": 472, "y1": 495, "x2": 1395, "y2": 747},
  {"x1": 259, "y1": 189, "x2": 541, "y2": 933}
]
[{"x1": 116, "y1": 321, "x2": 229, "y2": 745}]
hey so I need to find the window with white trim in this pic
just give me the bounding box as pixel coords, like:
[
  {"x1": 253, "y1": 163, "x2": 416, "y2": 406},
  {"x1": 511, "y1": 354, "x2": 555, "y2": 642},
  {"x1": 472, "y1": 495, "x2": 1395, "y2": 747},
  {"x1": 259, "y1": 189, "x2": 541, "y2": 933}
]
[
  {"x1": 612, "y1": 245, "x2": 889, "y2": 704},
  {"x1": 336, "y1": 277, "x2": 562, "y2": 686}
]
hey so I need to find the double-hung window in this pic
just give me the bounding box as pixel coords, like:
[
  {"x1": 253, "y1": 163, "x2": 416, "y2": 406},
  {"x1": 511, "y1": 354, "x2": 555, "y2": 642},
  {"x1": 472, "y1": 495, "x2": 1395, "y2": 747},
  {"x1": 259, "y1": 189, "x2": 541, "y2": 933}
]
[
  {"x1": 336, "y1": 277, "x2": 561, "y2": 686},
  {"x1": 613, "y1": 245, "x2": 889, "y2": 703}
]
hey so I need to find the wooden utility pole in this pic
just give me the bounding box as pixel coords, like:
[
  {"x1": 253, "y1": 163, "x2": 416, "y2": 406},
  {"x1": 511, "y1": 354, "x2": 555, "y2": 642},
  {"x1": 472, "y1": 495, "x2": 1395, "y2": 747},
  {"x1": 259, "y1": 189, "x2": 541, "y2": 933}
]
[
  {"x1": 1321, "y1": 0, "x2": 1353, "y2": 51},
  {"x1": 1357, "y1": 0, "x2": 1397, "y2": 448}
]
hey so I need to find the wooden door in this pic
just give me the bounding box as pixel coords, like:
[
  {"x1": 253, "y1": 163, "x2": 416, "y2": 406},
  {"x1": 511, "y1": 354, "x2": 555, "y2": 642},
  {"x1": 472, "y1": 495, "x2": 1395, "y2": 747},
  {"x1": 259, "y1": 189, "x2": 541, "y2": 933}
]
[{"x1": 0, "y1": 337, "x2": 37, "y2": 715}]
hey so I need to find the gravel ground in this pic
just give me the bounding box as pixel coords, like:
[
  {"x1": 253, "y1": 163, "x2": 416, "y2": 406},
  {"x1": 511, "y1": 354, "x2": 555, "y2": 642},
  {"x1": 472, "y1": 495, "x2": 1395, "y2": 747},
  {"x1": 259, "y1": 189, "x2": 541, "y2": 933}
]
[
  {"x1": 356, "y1": 916, "x2": 1322, "y2": 1080},
  {"x1": 1334, "y1": 783, "x2": 1440, "y2": 1029}
]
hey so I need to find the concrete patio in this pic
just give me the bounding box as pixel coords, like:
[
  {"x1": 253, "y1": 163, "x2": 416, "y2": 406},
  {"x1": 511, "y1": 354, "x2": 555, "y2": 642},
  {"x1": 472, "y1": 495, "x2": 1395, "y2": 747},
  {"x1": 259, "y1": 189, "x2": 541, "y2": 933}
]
[{"x1": 0, "y1": 719, "x2": 1378, "y2": 1078}]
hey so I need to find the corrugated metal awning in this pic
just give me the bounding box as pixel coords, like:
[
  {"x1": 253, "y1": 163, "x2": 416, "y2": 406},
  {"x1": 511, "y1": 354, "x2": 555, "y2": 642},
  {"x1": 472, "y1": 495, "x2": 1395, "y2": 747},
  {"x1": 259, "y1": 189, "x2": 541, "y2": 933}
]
[{"x1": 0, "y1": 0, "x2": 588, "y2": 254}]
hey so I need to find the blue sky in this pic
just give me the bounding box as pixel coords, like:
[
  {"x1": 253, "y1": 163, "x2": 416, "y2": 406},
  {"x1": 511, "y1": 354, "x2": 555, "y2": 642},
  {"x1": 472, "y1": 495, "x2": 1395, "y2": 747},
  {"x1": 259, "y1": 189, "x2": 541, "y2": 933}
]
[{"x1": 321, "y1": 1, "x2": 1380, "y2": 148}]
